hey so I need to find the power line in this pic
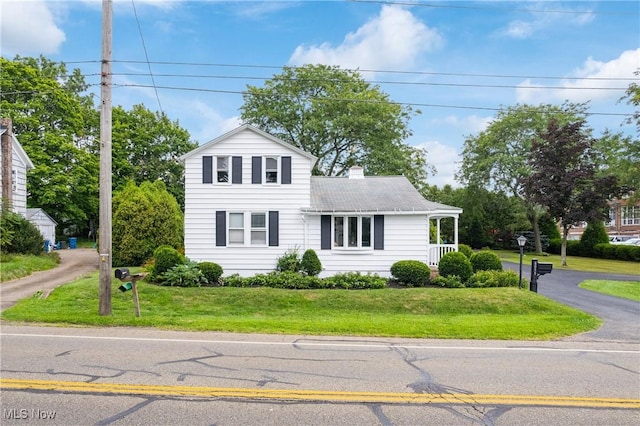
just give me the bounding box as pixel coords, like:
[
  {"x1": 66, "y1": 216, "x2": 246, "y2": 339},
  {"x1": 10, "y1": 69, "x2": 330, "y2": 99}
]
[
  {"x1": 104, "y1": 71, "x2": 630, "y2": 91},
  {"x1": 131, "y1": 0, "x2": 163, "y2": 114},
  {"x1": 111, "y1": 82, "x2": 634, "y2": 117},
  {"x1": 65, "y1": 59, "x2": 639, "y2": 82}
]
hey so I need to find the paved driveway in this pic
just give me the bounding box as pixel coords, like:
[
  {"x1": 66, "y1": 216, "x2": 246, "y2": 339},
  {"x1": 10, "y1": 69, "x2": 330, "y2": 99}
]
[
  {"x1": 504, "y1": 261, "x2": 640, "y2": 343},
  {"x1": 0, "y1": 248, "x2": 99, "y2": 312}
]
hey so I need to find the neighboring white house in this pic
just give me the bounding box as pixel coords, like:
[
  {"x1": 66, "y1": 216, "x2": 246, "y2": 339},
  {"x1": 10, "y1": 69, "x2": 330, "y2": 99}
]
[
  {"x1": 1, "y1": 127, "x2": 57, "y2": 247},
  {"x1": 26, "y1": 208, "x2": 58, "y2": 248},
  {"x1": 180, "y1": 124, "x2": 462, "y2": 277},
  {"x1": 0, "y1": 128, "x2": 33, "y2": 216}
]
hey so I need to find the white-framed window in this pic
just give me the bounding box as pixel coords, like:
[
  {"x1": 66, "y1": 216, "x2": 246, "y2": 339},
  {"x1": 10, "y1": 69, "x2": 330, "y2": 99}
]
[
  {"x1": 228, "y1": 212, "x2": 244, "y2": 244},
  {"x1": 622, "y1": 206, "x2": 640, "y2": 226},
  {"x1": 265, "y1": 156, "x2": 279, "y2": 184},
  {"x1": 333, "y1": 216, "x2": 373, "y2": 249},
  {"x1": 216, "y1": 156, "x2": 229, "y2": 183},
  {"x1": 605, "y1": 209, "x2": 616, "y2": 227},
  {"x1": 11, "y1": 169, "x2": 16, "y2": 192},
  {"x1": 250, "y1": 212, "x2": 267, "y2": 245}
]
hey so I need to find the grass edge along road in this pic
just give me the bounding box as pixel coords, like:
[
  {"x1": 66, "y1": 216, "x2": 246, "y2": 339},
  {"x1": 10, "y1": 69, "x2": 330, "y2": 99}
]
[
  {"x1": 1, "y1": 271, "x2": 600, "y2": 340},
  {"x1": 2, "y1": 378, "x2": 639, "y2": 409},
  {"x1": 494, "y1": 250, "x2": 639, "y2": 275},
  {"x1": 579, "y1": 280, "x2": 640, "y2": 302}
]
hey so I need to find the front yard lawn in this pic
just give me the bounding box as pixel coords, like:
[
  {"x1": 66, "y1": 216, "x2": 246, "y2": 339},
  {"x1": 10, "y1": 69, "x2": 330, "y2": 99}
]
[
  {"x1": 579, "y1": 280, "x2": 640, "y2": 302},
  {"x1": 1, "y1": 271, "x2": 600, "y2": 340}
]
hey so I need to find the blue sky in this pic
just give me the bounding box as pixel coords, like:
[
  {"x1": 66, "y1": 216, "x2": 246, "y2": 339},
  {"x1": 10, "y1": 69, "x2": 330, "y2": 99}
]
[{"x1": 1, "y1": 0, "x2": 638, "y2": 187}]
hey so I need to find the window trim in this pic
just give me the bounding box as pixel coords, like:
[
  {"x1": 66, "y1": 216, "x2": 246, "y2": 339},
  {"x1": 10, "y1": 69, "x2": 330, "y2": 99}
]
[
  {"x1": 264, "y1": 156, "x2": 280, "y2": 185},
  {"x1": 228, "y1": 212, "x2": 245, "y2": 245},
  {"x1": 216, "y1": 155, "x2": 230, "y2": 184},
  {"x1": 250, "y1": 212, "x2": 267, "y2": 246},
  {"x1": 332, "y1": 215, "x2": 374, "y2": 251}
]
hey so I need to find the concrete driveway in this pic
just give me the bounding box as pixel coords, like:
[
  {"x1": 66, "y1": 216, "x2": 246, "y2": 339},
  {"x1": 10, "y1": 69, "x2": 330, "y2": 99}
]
[{"x1": 0, "y1": 248, "x2": 99, "y2": 311}]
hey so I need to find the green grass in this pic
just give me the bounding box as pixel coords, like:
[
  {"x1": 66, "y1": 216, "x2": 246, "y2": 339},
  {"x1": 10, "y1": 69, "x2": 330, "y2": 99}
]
[
  {"x1": 0, "y1": 252, "x2": 60, "y2": 282},
  {"x1": 579, "y1": 280, "x2": 640, "y2": 302},
  {"x1": 494, "y1": 250, "x2": 640, "y2": 274},
  {"x1": 1, "y1": 271, "x2": 601, "y2": 340}
]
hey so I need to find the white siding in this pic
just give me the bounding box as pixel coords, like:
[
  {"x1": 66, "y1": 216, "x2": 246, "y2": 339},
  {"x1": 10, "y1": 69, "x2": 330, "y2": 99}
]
[
  {"x1": 27, "y1": 210, "x2": 56, "y2": 246},
  {"x1": 305, "y1": 214, "x2": 428, "y2": 277},
  {"x1": 0, "y1": 141, "x2": 30, "y2": 217},
  {"x1": 183, "y1": 128, "x2": 312, "y2": 276}
]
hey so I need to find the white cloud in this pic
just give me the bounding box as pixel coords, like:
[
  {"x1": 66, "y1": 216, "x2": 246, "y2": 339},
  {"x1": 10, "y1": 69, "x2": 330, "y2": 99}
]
[
  {"x1": 416, "y1": 140, "x2": 460, "y2": 188},
  {"x1": 497, "y1": 3, "x2": 595, "y2": 39},
  {"x1": 185, "y1": 100, "x2": 240, "y2": 144},
  {"x1": 288, "y1": 5, "x2": 442, "y2": 71},
  {"x1": 0, "y1": 0, "x2": 66, "y2": 55},
  {"x1": 516, "y1": 48, "x2": 640, "y2": 103}
]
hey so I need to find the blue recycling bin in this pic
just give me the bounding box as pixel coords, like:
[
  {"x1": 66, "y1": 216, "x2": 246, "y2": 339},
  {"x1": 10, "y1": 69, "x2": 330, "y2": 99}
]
[
  {"x1": 69, "y1": 237, "x2": 77, "y2": 249},
  {"x1": 44, "y1": 240, "x2": 50, "y2": 252}
]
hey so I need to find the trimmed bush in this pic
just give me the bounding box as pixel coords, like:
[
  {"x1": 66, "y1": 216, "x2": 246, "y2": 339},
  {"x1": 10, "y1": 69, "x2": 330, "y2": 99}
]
[
  {"x1": 150, "y1": 245, "x2": 185, "y2": 282},
  {"x1": 220, "y1": 271, "x2": 386, "y2": 290},
  {"x1": 457, "y1": 244, "x2": 474, "y2": 259},
  {"x1": 323, "y1": 272, "x2": 387, "y2": 289},
  {"x1": 566, "y1": 240, "x2": 581, "y2": 256},
  {"x1": 390, "y1": 260, "x2": 431, "y2": 287},
  {"x1": 438, "y1": 251, "x2": 473, "y2": 283},
  {"x1": 199, "y1": 262, "x2": 223, "y2": 285},
  {"x1": 431, "y1": 275, "x2": 464, "y2": 288},
  {"x1": 276, "y1": 249, "x2": 301, "y2": 272},
  {"x1": 467, "y1": 270, "x2": 521, "y2": 288},
  {"x1": 301, "y1": 249, "x2": 322, "y2": 276},
  {"x1": 579, "y1": 221, "x2": 609, "y2": 257},
  {"x1": 0, "y1": 211, "x2": 44, "y2": 255},
  {"x1": 469, "y1": 250, "x2": 503, "y2": 272},
  {"x1": 547, "y1": 238, "x2": 561, "y2": 255}
]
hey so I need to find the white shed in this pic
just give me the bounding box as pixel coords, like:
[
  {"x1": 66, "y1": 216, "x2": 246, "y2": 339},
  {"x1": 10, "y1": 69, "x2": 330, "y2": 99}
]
[{"x1": 26, "y1": 208, "x2": 57, "y2": 249}]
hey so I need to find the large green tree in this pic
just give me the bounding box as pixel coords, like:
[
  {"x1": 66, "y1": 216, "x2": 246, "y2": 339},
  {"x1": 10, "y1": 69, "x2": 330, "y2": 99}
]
[
  {"x1": 111, "y1": 105, "x2": 197, "y2": 208},
  {"x1": 240, "y1": 64, "x2": 431, "y2": 186},
  {"x1": 524, "y1": 119, "x2": 619, "y2": 266},
  {"x1": 0, "y1": 56, "x2": 100, "y2": 233},
  {"x1": 457, "y1": 102, "x2": 589, "y2": 253},
  {"x1": 112, "y1": 180, "x2": 183, "y2": 266}
]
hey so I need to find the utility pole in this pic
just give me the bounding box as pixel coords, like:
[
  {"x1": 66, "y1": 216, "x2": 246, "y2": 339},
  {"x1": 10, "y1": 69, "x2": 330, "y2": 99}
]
[
  {"x1": 1, "y1": 118, "x2": 13, "y2": 213},
  {"x1": 98, "y1": 0, "x2": 113, "y2": 315}
]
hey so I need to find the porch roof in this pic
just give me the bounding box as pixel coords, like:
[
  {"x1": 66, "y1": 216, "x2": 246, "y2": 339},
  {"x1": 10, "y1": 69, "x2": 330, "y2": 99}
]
[{"x1": 304, "y1": 176, "x2": 462, "y2": 215}]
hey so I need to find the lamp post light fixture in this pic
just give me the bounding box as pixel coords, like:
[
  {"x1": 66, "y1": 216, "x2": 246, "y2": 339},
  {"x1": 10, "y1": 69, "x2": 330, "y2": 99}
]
[{"x1": 517, "y1": 235, "x2": 527, "y2": 289}]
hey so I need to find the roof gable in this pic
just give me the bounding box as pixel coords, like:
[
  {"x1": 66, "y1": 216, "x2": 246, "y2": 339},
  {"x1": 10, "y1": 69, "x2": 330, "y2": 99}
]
[
  {"x1": 180, "y1": 124, "x2": 318, "y2": 163},
  {"x1": 0, "y1": 129, "x2": 34, "y2": 170},
  {"x1": 26, "y1": 208, "x2": 58, "y2": 225},
  {"x1": 307, "y1": 176, "x2": 462, "y2": 214}
]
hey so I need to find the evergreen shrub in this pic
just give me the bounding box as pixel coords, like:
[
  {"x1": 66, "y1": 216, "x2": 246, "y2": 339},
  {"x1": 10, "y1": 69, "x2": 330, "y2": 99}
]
[
  {"x1": 301, "y1": 249, "x2": 322, "y2": 276},
  {"x1": 276, "y1": 249, "x2": 301, "y2": 272},
  {"x1": 467, "y1": 270, "x2": 520, "y2": 288},
  {"x1": 457, "y1": 244, "x2": 474, "y2": 259},
  {"x1": 199, "y1": 261, "x2": 223, "y2": 285},
  {"x1": 0, "y1": 211, "x2": 44, "y2": 255},
  {"x1": 469, "y1": 250, "x2": 503, "y2": 272},
  {"x1": 151, "y1": 245, "x2": 185, "y2": 282},
  {"x1": 438, "y1": 251, "x2": 473, "y2": 283},
  {"x1": 390, "y1": 260, "x2": 431, "y2": 287}
]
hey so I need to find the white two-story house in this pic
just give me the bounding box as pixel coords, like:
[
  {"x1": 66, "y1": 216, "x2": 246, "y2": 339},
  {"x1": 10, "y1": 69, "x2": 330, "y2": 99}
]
[{"x1": 180, "y1": 124, "x2": 462, "y2": 277}]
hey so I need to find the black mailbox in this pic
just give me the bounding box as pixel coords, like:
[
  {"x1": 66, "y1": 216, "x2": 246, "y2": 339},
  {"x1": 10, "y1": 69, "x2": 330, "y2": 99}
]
[
  {"x1": 537, "y1": 263, "x2": 553, "y2": 275},
  {"x1": 115, "y1": 268, "x2": 130, "y2": 280}
]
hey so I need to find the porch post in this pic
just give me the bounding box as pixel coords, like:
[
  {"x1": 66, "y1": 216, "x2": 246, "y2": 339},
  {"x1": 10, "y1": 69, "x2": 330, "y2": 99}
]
[
  {"x1": 436, "y1": 218, "x2": 442, "y2": 244},
  {"x1": 454, "y1": 215, "x2": 459, "y2": 247}
]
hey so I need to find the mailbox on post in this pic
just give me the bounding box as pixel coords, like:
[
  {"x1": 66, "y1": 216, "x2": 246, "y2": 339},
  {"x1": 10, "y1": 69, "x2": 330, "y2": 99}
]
[
  {"x1": 114, "y1": 268, "x2": 147, "y2": 317},
  {"x1": 530, "y1": 259, "x2": 553, "y2": 293}
]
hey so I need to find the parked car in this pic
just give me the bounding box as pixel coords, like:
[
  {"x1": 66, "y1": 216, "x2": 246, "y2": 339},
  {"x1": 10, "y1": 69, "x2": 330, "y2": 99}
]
[
  {"x1": 621, "y1": 238, "x2": 640, "y2": 246},
  {"x1": 610, "y1": 236, "x2": 636, "y2": 244}
]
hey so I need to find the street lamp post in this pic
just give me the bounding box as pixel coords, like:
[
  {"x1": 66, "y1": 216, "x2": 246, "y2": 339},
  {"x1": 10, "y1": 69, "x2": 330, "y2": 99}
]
[{"x1": 517, "y1": 235, "x2": 527, "y2": 289}]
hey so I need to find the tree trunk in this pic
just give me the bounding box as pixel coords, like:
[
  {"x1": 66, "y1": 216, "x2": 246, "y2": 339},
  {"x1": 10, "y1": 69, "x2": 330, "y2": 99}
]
[
  {"x1": 561, "y1": 226, "x2": 569, "y2": 267},
  {"x1": 526, "y1": 203, "x2": 543, "y2": 253}
]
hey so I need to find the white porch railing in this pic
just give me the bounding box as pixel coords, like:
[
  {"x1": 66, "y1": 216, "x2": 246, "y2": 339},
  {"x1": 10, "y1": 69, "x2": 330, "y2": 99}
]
[{"x1": 428, "y1": 244, "x2": 457, "y2": 267}]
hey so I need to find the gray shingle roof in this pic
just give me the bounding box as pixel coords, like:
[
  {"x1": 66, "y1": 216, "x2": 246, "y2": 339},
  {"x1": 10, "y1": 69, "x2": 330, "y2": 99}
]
[{"x1": 307, "y1": 176, "x2": 462, "y2": 214}]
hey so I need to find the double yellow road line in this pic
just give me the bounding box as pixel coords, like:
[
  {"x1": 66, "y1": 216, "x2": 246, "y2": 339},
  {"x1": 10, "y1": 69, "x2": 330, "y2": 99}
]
[{"x1": 2, "y1": 378, "x2": 639, "y2": 409}]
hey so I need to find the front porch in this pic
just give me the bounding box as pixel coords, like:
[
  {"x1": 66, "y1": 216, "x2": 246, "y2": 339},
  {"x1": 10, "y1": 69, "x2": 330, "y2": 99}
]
[{"x1": 427, "y1": 213, "x2": 461, "y2": 267}]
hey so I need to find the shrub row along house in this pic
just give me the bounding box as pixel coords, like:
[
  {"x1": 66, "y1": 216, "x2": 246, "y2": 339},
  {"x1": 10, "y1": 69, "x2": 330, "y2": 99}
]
[{"x1": 180, "y1": 124, "x2": 462, "y2": 277}]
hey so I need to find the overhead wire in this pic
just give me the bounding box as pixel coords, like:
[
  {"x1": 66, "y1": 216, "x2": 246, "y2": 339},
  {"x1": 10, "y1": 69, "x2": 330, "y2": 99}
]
[{"x1": 131, "y1": 0, "x2": 163, "y2": 114}]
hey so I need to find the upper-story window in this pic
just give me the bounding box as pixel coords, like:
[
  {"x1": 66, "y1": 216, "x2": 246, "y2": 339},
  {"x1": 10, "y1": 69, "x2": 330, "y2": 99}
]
[
  {"x1": 622, "y1": 206, "x2": 640, "y2": 226},
  {"x1": 265, "y1": 157, "x2": 278, "y2": 184},
  {"x1": 217, "y1": 156, "x2": 229, "y2": 183}
]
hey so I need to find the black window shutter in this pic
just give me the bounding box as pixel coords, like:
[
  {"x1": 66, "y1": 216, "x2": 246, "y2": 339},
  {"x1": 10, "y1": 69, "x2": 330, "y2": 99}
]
[
  {"x1": 232, "y1": 156, "x2": 242, "y2": 184},
  {"x1": 321, "y1": 215, "x2": 331, "y2": 250},
  {"x1": 216, "y1": 211, "x2": 226, "y2": 246},
  {"x1": 203, "y1": 156, "x2": 213, "y2": 184},
  {"x1": 282, "y1": 156, "x2": 292, "y2": 184},
  {"x1": 269, "y1": 211, "x2": 279, "y2": 247},
  {"x1": 374, "y1": 215, "x2": 384, "y2": 250},
  {"x1": 252, "y1": 156, "x2": 262, "y2": 184}
]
